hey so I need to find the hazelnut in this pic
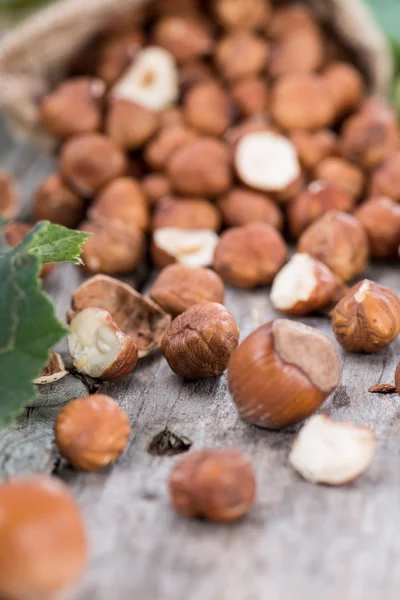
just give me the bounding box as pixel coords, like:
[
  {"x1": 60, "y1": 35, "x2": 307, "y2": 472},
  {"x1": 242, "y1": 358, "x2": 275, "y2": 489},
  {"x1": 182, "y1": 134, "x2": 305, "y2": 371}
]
[
  {"x1": 162, "y1": 302, "x2": 239, "y2": 379},
  {"x1": 142, "y1": 173, "x2": 172, "y2": 206},
  {"x1": 169, "y1": 449, "x2": 256, "y2": 522},
  {"x1": 269, "y1": 5, "x2": 319, "y2": 38},
  {"x1": 184, "y1": 81, "x2": 232, "y2": 136},
  {"x1": 159, "y1": 106, "x2": 185, "y2": 128},
  {"x1": 228, "y1": 319, "x2": 340, "y2": 429},
  {"x1": 0, "y1": 475, "x2": 86, "y2": 599},
  {"x1": 145, "y1": 124, "x2": 198, "y2": 171},
  {"x1": 369, "y1": 152, "x2": 400, "y2": 201},
  {"x1": 231, "y1": 77, "x2": 268, "y2": 118},
  {"x1": 95, "y1": 31, "x2": 143, "y2": 86},
  {"x1": 0, "y1": 172, "x2": 19, "y2": 219},
  {"x1": 60, "y1": 133, "x2": 127, "y2": 197},
  {"x1": 89, "y1": 177, "x2": 149, "y2": 233},
  {"x1": 40, "y1": 77, "x2": 105, "y2": 139},
  {"x1": 213, "y1": 222, "x2": 287, "y2": 289},
  {"x1": 298, "y1": 211, "x2": 369, "y2": 281},
  {"x1": 179, "y1": 60, "x2": 216, "y2": 91},
  {"x1": 225, "y1": 116, "x2": 277, "y2": 148},
  {"x1": 216, "y1": 31, "x2": 268, "y2": 80},
  {"x1": 167, "y1": 137, "x2": 232, "y2": 196},
  {"x1": 269, "y1": 22, "x2": 325, "y2": 79},
  {"x1": 332, "y1": 280, "x2": 400, "y2": 353},
  {"x1": 3, "y1": 221, "x2": 54, "y2": 279},
  {"x1": 33, "y1": 173, "x2": 85, "y2": 228},
  {"x1": 106, "y1": 99, "x2": 160, "y2": 150},
  {"x1": 270, "y1": 253, "x2": 340, "y2": 316},
  {"x1": 290, "y1": 129, "x2": 337, "y2": 171},
  {"x1": 218, "y1": 187, "x2": 283, "y2": 230},
  {"x1": 55, "y1": 394, "x2": 130, "y2": 471},
  {"x1": 150, "y1": 264, "x2": 224, "y2": 317},
  {"x1": 212, "y1": 0, "x2": 271, "y2": 31},
  {"x1": 271, "y1": 74, "x2": 335, "y2": 130},
  {"x1": 354, "y1": 196, "x2": 400, "y2": 258},
  {"x1": 289, "y1": 415, "x2": 376, "y2": 485},
  {"x1": 314, "y1": 157, "x2": 364, "y2": 202},
  {"x1": 322, "y1": 61, "x2": 365, "y2": 119},
  {"x1": 153, "y1": 16, "x2": 213, "y2": 63},
  {"x1": 288, "y1": 181, "x2": 354, "y2": 239},
  {"x1": 152, "y1": 197, "x2": 221, "y2": 231},
  {"x1": 152, "y1": 227, "x2": 219, "y2": 269},
  {"x1": 151, "y1": 0, "x2": 199, "y2": 18}
]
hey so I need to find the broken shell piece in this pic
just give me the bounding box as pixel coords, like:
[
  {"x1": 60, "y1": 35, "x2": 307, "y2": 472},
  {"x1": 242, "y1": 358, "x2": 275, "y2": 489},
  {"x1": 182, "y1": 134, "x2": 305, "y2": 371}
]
[
  {"x1": 289, "y1": 415, "x2": 376, "y2": 485},
  {"x1": 0, "y1": 173, "x2": 19, "y2": 219},
  {"x1": 152, "y1": 228, "x2": 219, "y2": 269},
  {"x1": 33, "y1": 351, "x2": 68, "y2": 385},
  {"x1": 70, "y1": 275, "x2": 171, "y2": 358}
]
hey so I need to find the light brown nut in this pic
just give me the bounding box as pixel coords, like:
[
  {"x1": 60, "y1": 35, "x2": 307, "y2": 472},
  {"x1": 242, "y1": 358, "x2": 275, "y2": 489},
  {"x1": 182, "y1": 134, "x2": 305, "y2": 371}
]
[
  {"x1": 369, "y1": 152, "x2": 400, "y2": 201},
  {"x1": 218, "y1": 187, "x2": 283, "y2": 230},
  {"x1": 231, "y1": 77, "x2": 268, "y2": 118},
  {"x1": 152, "y1": 228, "x2": 219, "y2": 269},
  {"x1": 162, "y1": 302, "x2": 239, "y2": 378},
  {"x1": 3, "y1": 221, "x2": 54, "y2": 279},
  {"x1": 0, "y1": 172, "x2": 19, "y2": 219},
  {"x1": 55, "y1": 394, "x2": 130, "y2": 471},
  {"x1": 0, "y1": 475, "x2": 87, "y2": 600},
  {"x1": 145, "y1": 124, "x2": 198, "y2": 171},
  {"x1": 152, "y1": 197, "x2": 221, "y2": 231},
  {"x1": 142, "y1": 174, "x2": 172, "y2": 206},
  {"x1": 159, "y1": 106, "x2": 186, "y2": 128},
  {"x1": 298, "y1": 210, "x2": 369, "y2": 281},
  {"x1": 213, "y1": 0, "x2": 270, "y2": 30},
  {"x1": 184, "y1": 81, "x2": 232, "y2": 136},
  {"x1": 354, "y1": 196, "x2": 400, "y2": 258},
  {"x1": 269, "y1": 22, "x2": 325, "y2": 78},
  {"x1": 269, "y1": 5, "x2": 320, "y2": 37},
  {"x1": 106, "y1": 99, "x2": 160, "y2": 150},
  {"x1": 290, "y1": 129, "x2": 337, "y2": 171},
  {"x1": 153, "y1": 16, "x2": 213, "y2": 63},
  {"x1": 315, "y1": 157, "x2": 364, "y2": 201},
  {"x1": 150, "y1": 264, "x2": 224, "y2": 317},
  {"x1": 169, "y1": 449, "x2": 256, "y2": 522},
  {"x1": 216, "y1": 31, "x2": 268, "y2": 80},
  {"x1": 34, "y1": 173, "x2": 85, "y2": 228},
  {"x1": 228, "y1": 319, "x2": 340, "y2": 429},
  {"x1": 322, "y1": 61, "x2": 365, "y2": 119},
  {"x1": 332, "y1": 280, "x2": 400, "y2": 353},
  {"x1": 95, "y1": 31, "x2": 143, "y2": 86},
  {"x1": 59, "y1": 134, "x2": 127, "y2": 197},
  {"x1": 213, "y1": 222, "x2": 287, "y2": 288}
]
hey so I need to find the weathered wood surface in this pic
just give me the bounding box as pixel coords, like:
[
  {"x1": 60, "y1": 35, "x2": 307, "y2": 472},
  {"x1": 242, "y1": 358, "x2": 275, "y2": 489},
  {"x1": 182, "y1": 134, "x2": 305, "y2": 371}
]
[{"x1": 1, "y1": 133, "x2": 400, "y2": 600}]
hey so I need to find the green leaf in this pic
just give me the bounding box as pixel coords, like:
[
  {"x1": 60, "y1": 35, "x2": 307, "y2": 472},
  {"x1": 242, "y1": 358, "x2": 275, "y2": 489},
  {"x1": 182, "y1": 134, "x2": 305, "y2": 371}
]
[{"x1": 22, "y1": 221, "x2": 90, "y2": 266}]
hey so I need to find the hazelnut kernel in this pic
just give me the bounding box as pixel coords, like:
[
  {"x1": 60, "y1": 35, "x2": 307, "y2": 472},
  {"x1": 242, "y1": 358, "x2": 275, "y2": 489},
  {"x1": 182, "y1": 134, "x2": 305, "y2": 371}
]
[
  {"x1": 354, "y1": 196, "x2": 400, "y2": 258},
  {"x1": 153, "y1": 16, "x2": 213, "y2": 63},
  {"x1": 216, "y1": 31, "x2": 268, "y2": 80},
  {"x1": 314, "y1": 157, "x2": 364, "y2": 201},
  {"x1": 106, "y1": 99, "x2": 160, "y2": 150},
  {"x1": 152, "y1": 197, "x2": 221, "y2": 232},
  {"x1": 152, "y1": 227, "x2": 219, "y2": 270},
  {"x1": 184, "y1": 81, "x2": 232, "y2": 136},
  {"x1": 218, "y1": 187, "x2": 283, "y2": 230},
  {"x1": 33, "y1": 173, "x2": 85, "y2": 228},
  {"x1": 0, "y1": 172, "x2": 19, "y2": 219}
]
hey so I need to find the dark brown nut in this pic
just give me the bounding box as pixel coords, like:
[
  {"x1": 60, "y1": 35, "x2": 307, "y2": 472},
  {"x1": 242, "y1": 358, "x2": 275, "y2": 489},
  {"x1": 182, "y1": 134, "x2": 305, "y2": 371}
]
[
  {"x1": 145, "y1": 124, "x2": 198, "y2": 171},
  {"x1": 184, "y1": 81, "x2": 232, "y2": 136},
  {"x1": 3, "y1": 221, "x2": 54, "y2": 279},
  {"x1": 55, "y1": 394, "x2": 130, "y2": 471},
  {"x1": 89, "y1": 177, "x2": 149, "y2": 233},
  {"x1": 151, "y1": 0, "x2": 200, "y2": 18},
  {"x1": 231, "y1": 77, "x2": 268, "y2": 118},
  {"x1": 314, "y1": 157, "x2": 364, "y2": 202},
  {"x1": 95, "y1": 31, "x2": 143, "y2": 86},
  {"x1": 162, "y1": 302, "x2": 239, "y2": 379},
  {"x1": 152, "y1": 228, "x2": 219, "y2": 270},
  {"x1": 322, "y1": 61, "x2": 365, "y2": 119},
  {"x1": 288, "y1": 181, "x2": 355, "y2": 239},
  {"x1": 150, "y1": 264, "x2": 225, "y2": 317},
  {"x1": 213, "y1": 222, "x2": 287, "y2": 288},
  {"x1": 218, "y1": 187, "x2": 283, "y2": 230},
  {"x1": 40, "y1": 77, "x2": 105, "y2": 139},
  {"x1": 290, "y1": 129, "x2": 337, "y2": 171},
  {"x1": 213, "y1": 0, "x2": 271, "y2": 30},
  {"x1": 79, "y1": 220, "x2": 145, "y2": 275},
  {"x1": 269, "y1": 5, "x2": 319, "y2": 37},
  {"x1": 167, "y1": 138, "x2": 232, "y2": 196},
  {"x1": 153, "y1": 16, "x2": 213, "y2": 63},
  {"x1": 142, "y1": 174, "x2": 172, "y2": 206},
  {"x1": 354, "y1": 196, "x2": 400, "y2": 258},
  {"x1": 152, "y1": 197, "x2": 221, "y2": 231},
  {"x1": 216, "y1": 31, "x2": 268, "y2": 80},
  {"x1": 0, "y1": 172, "x2": 19, "y2": 219},
  {"x1": 169, "y1": 449, "x2": 256, "y2": 522},
  {"x1": 33, "y1": 173, "x2": 85, "y2": 228},
  {"x1": 179, "y1": 61, "x2": 216, "y2": 91},
  {"x1": 60, "y1": 134, "x2": 127, "y2": 197},
  {"x1": 369, "y1": 152, "x2": 400, "y2": 201},
  {"x1": 298, "y1": 211, "x2": 369, "y2": 282},
  {"x1": 106, "y1": 99, "x2": 160, "y2": 150},
  {"x1": 269, "y1": 22, "x2": 325, "y2": 79},
  {"x1": 228, "y1": 319, "x2": 340, "y2": 429},
  {"x1": 332, "y1": 280, "x2": 400, "y2": 353}
]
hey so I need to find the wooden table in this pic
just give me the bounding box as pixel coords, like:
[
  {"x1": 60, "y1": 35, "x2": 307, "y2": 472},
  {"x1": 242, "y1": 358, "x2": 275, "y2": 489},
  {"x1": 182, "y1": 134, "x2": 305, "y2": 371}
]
[{"x1": 1, "y1": 120, "x2": 400, "y2": 600}]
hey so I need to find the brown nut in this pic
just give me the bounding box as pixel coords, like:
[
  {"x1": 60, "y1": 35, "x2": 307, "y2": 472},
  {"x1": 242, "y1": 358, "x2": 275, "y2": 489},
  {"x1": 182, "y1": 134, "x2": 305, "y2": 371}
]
[
  {"x1": 213, "y1": 222, "x2": 287, "y2": 289},
  {"x1": 354, "y1": 196, "x2": 400, "y2": 258},
  {"x1": 162, "y1": 302, "x2": 239, "y2": 378},
  {"x1": 60, "y1": 133, "x2": 127, "y2": 197},
  {"x1": 322, "y1": 61, "x2": 365, "y2": 119},
  {"x1": 142, "y1": 173, "x2": 172, "y2": 206},
  {"x1": 150, "y1": 264, "x2": 224, "y2": 317},
  {"x1": 40, "y1": 77, "x2": 105, "y2": 139},
  {"x1": 298, "y1": 211, "x2": 369, "y2": 281},
  {"x1": 218, "y1": 187, "x2": 283, "y2": 230},
  {"x1": 369, "y1": 152, "x2": 400, "y2": 201},
  {"x1": 231, "y1": 77, "x2": 268, "y2": 118},
  {"x1": 269, "y1": 4, "x2": 320, "y2": 38},
  {"x1": 33, "y1": 173, "x2": 85, "y2": 228},
  {"x1": 167, "y1": 137, "x2": 232, "y2": 196},
  {"x1": 315, "y1": 157, "x2": 364, "y2": 202},
  {"x1": 271, "y1": 74, "x2": 335, "y2": 131},
  {"x1": 55, "y1": 394, "x2": 130, "y2": 471},
  {"x1": 216, "y1": 31, "x2": 268, "y2": 80},
  {"x1": 332, "y1": 280, "x2": 400, "y2": 353},
  {"x1": 0, "y1": 172, "x2": 19, "y2": 219},
  {"x1": 213, "y1": 0, "x2": 270, "y2": 30},
  {"x1": 95, "y1": 31, "x2": 143, "y2": 86},
  {"x1": 152, "y1": 197, "x2": 221, "y2": 231},
  {"x1": 269, "y1": 20, "x2": 325, "y2": 79},
  {"x1": 228, "y1": 318, "x2": 340, "y2": 429},
  {"x1": 179, "y1": 60, "x2": 216, "y2": 91},
  {"x1": 153, "y1": 16, "x2": 213, "y2": 63},
  {"x1": 159, "y1": 106, "x2": 185, "y2": 128},
  {"x1": 106, "y1": 99, "x2": 160, "y2": 150},
  {"x1": 288, "y1": 181, "x2": 355, "y2": 239},
  {"x1": 184, "y1": 81, "x2": 232, "y2": 136},
  {"x1": 0, "y1": 475, "x2": 87, "y2": 600},
  {"x1": 145, "y1": 124, "x2": 198, "y2": 171},
  {"x1": 151, "y1": 0, "x2": 199, "y2": 18},
  {"x1": 169, "y1": 449, "x2": 256, "y2": 522},
  {"x1": 152, "y1": 228, "x2": 219, "y2": 269},
  {"x1": 3, "y1": 221, "x2": 54, "y2": 279},
  {"x1": 290, "y1": 129, "x2": 337, "y2": 171}
]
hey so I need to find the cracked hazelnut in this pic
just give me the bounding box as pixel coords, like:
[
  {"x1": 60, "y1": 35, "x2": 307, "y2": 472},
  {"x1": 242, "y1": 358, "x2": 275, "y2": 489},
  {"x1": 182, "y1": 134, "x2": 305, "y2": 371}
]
[
  {"x1": 152, "y1": 197, "x2": 221, "y2": 231},
  {"x1": 153, "y1": 16, "x2": 213, "y2": 63},
  {"x1": 332, "y1": 280, "x2": 400, "y2": 353},
  {"x1": 145, "y1": 124, "x2": 198, "y2": 171},
  {"x1": 228, "y1": 319, "x2": 340, "y2": 429},
  {"x1": 216, "y1": 31, "x2": 268, "y2": 80},
  {"x1": 290, "y1": 129, "x2": 337, "y2": 171},
  {"x1": 213, "y1": 0, "x2": 271, "y2": 31},
  {"x1": 184, "y1": 81, "x2": 232, "y2": 136},
  {"x1": 213, "y1": 222, "x2": 287, "y2": 289},
  {"x1": 34, "y1": 173, "x2": 85, "y2": 228},
  {"x1": 322, "y1": 61, "x2": 365, "y2": 119},
  {"x1": 289, "y1": 415, "x2": 376, "y2": 485},
  {"x1": 369, "y1": 152, "x2": 400, "y2": 201},
  {"x1": 0, "y1": 475, "x2": 87, "y2": 600},
  {"x1": 3, "y1": 221, "x2": 54, "y2": 278},
  {"x1": 218, "y1": 187, "x2": 283, "y2": 230},
  {"x1": 106, "y1": 99, "x2": 160, "y2": 150},
  {"x1": 152, "y1": 227, "x2": 219, "y2": 269},
  {"x1": 315, "y1": 157, "x2": 364, "y2": 202},
  {"x1": 150, "y1": 264, "x2": 224, "y2": 317},
  {"x1": 142, "y1": 173, "x2": 172, "y2": 205},
  {"x1": 95, "y1": 31, "x2": 143, "y2": 86},
  {"x1": 169, "y1": 449, "x2": 256, "y2": 522},
  {"x1": 162, "y1": 302, "x2": 239, "y2": 379},
  {"x1": 0, "y1": 172, "x2": 19, "y2": 219},
  {"x1": 231, "y1": 77, "x2": 268, "y2": 118},
  {"x1": 354, "y1": 196, "x2": 400, "y2": 258},
  {"x1": 55, "y1": 394, "x2": 130, "y2": 471},
  {"x1": 298, "y1": 211, "x2": 369, "y2": 281}
]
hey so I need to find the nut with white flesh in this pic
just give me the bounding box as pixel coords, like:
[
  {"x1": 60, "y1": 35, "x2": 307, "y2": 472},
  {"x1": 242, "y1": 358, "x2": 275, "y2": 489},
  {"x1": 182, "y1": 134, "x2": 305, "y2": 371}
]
[
  {"x1": 153, "y1": 228, "x2": 219, "y2": 268},
  {"x1": 112, "y1": 46, "x2": 179, "y2": 111},
  {"x1": 289, "y1": 415, "x2": 376, "y2": 485},
  {"x1": 68, "y1": 308, "x2": 138, "y2": 381},
  {"x1": 235, "y1": 131, "x2": 301, "y2": 193}
]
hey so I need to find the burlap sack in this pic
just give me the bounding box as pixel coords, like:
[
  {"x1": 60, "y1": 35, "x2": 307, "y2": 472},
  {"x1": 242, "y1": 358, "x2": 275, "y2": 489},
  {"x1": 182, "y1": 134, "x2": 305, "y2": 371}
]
[{"x1": 0, "y1": 0, "x2": 393, "y2": 149}]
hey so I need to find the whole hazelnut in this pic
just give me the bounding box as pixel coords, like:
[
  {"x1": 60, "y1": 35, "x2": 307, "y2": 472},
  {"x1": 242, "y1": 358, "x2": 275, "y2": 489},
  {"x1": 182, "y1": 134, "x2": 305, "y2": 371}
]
[
  {"x1": 228, "y1": 318, "x2": 340, "y2": 429},
  {"x1": 0, "y1": 172, "x2": 19, "y2": 219},
  {"x1": 269, "y1": 5, "x2": 318, "y2": 37},
  {"x1": 153, "y1": 16, "x2": 213, "y2": 63},
  {"x1": 314, "y1": 157, "x2": 364, "y2": 202},
  {"x1": 106, "y1": 99, "x2": 160, "y2": 150},
  {"x1": 142, "y1": 173, "x2": 172, "y2": 206},
  {"x1": 369, "y1": 152, "x2": 400, "y2": 201},
  {"x1": 159, "y1": 106, "x2": 186, "y2": 128},
  {"x1": 354, "y1": 196, "x2": 400, "y2": 258},
  {"x1": 150, "y1": 264, "x2": 224, "y2": 317},
  {"x1": 213, "y1": 0, "x2": 270, "y2": 30},
  {"x1": 152, "y1": 197, "x2": 221, "y2": 231},
  {"x1": 231, "y1": 77, "x2": 268, "y2": 118},
  {"x1": 269, "y1": 22, "x2": 325, "y2": 79},
  {"x1": 151, "y1": 0, "x2": 199, "y2": 18},
  {"x1": 169, "y1": 449, "x2": 256, "y2": 522},
  {"x1": 213, "y1": 222, "x2": 287, "y2": 289},
  {"x1": 145, "y1": 124, "x2": 198, "y2": 171},
  {"x1": 298, "y1": 211, "x2": 369, "y2": 281},
  {"x1": 152, "y1": 227, "x2": 219, "y2": 269},
  {"x1": 162, "y1": 302, "x2": 239, "y2": 379},
  {"x1": 3, "y1": 221, "x2": 54, "y2": 278},
  {"x1": 290, "y1": 129, "x2": 337, "y2": 171},
  {"x1": 33, "y1": 173, "x2": 85, "y2": 228},
  {"x1": 55, "y1": 394, "x2": 130, "y2": 471},
  {"x1": 184, "y1": 81, "x2": 232, "y2": 136},
  {"x1": 322, "y1": 61, "x2": 365, "y2": 119},
  {"x1": 216, "y1": 31, "x2": 268, "y2": 80},
  {"x1": 218, "y1": 187, "x2": 283, "y2": 230},
  {"x1": 60, "y1": 133, "x2": 127, "y2": 197},
  {"x1": 332, "y1": 280, "x2": 400, "y2": 353},
  {"x1": 0, "y1": 475, "x2": 87, "y2": 600},
  {"x1": 95, "y1": 31, "x2": 143, "y2": 86}
]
